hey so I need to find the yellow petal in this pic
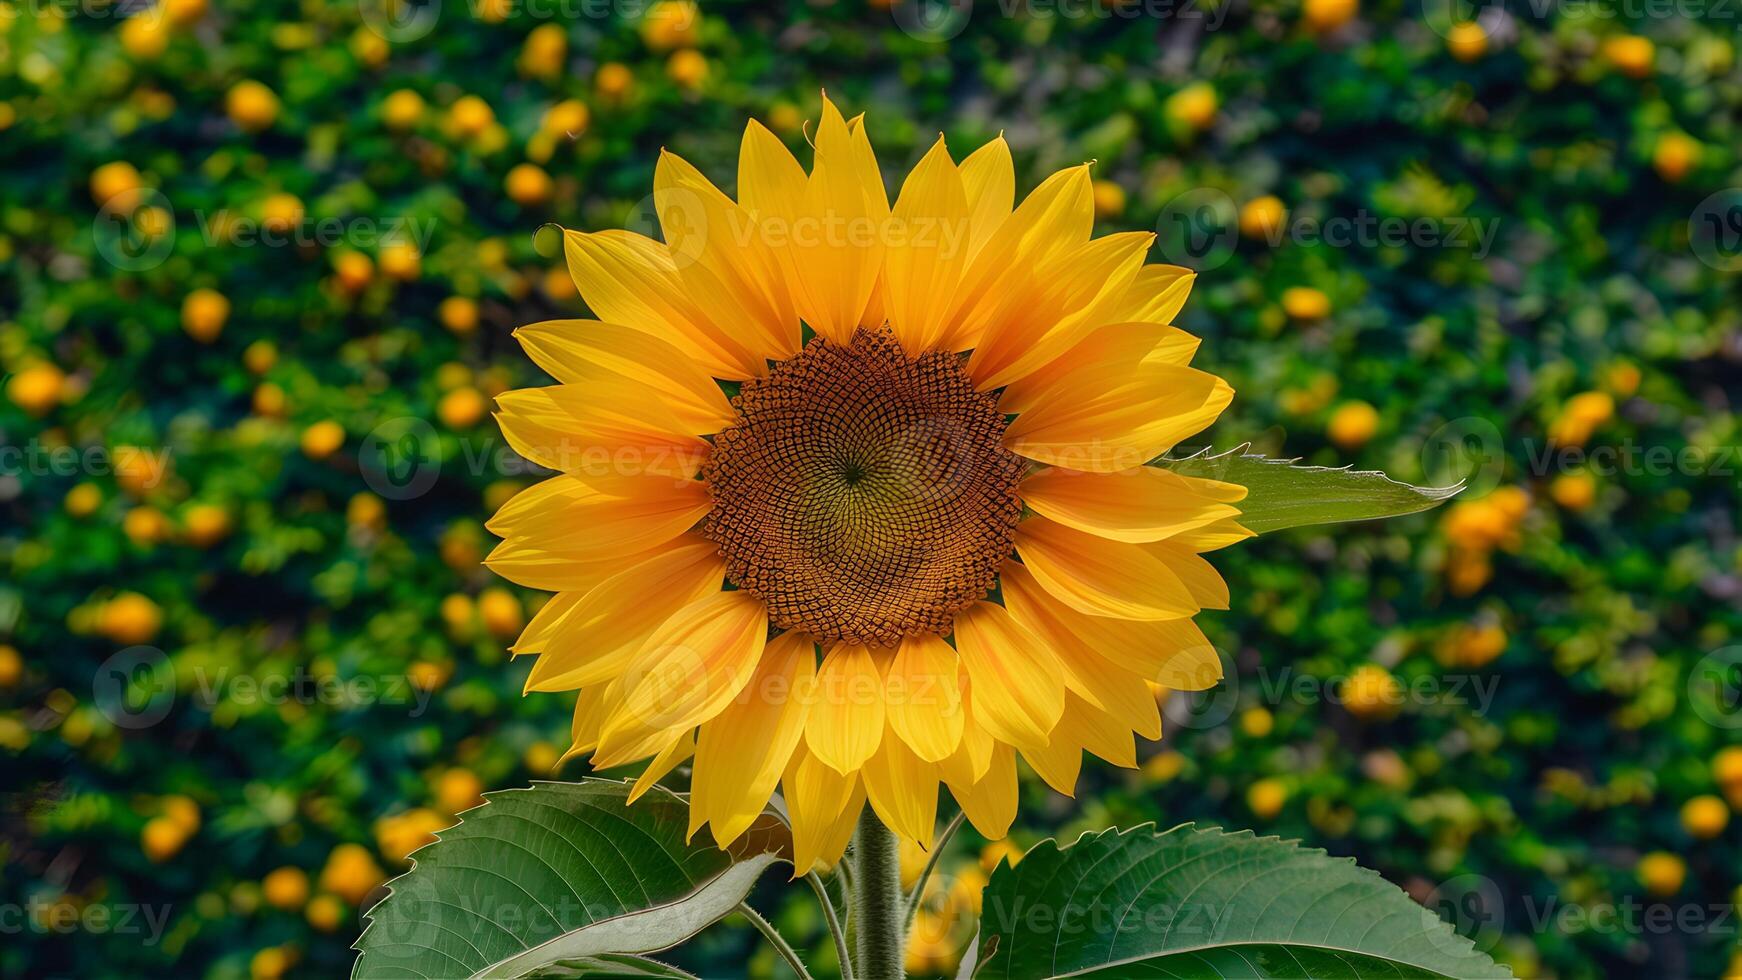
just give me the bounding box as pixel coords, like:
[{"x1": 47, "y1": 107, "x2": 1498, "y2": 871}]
[
  {"x1": 655, "y1": 151, "x2": 800, "y2": 362},
  {"x1": 1057, "y1": 692, "x2": 1138, "y2": 768},
  {"x1": 1014, "y1": 518, "x2": 1199, "y2": 621},
  {"x1": 628, "y1": 729, "x2": 694, "y2": 803},
  {"x1": 739, "y1": 118, "x2": 808, "y2": 220},
  {"x1": 1143, "y1": 541, "x2": 1231, "y2": 610},
  {"x1": 560, "y1": 683, "x2": 614, "y2": 765},
  {"x1": 1106, "y1": 264, "x2": 1196, "y2": 324},
  {"x1": 944, "y1": 742, "x2": 1016, "y2": 840},
  {"x1": 937, "y1": 675, "x2": 994, "y2": 787},
  {"x1": 885, "y1": 634, "x2": 963, "y2": 763},
  {"x1": 1003, "y1": 365, "x2": 1234, "y2": 472},
  {"x1": 952, "y1": 601, "x2": 1066, "y2": 750},
  {"x1": 1173, "y1": 517, "x2": 1257, "y2": 552},
  {"x1": 1018, "y1": 466, "x2": 1244, "y2": 543},
  {"x1": 596, "y1": 590, "x2": 768, "y2": 763},
  {"x1": 783, "y1": 743, "x2": 865, "y2": 875},
  {"x1": 1001, "y1": 561, "x2": 1160, "y2": 740},
  {"x1": 997, "y1": 321, "x2": 1202, "y2": 416},
  {"x1": 522, "y1": 535, "x2": 726, "y2": 692},
  {"x1": 514, "y1": 319, "x2": 735, "y2": 433},
  {"x1": 511, "y1": 590, "x2": 585, "y2": 655},
  {"x1": 486, "y1": 472, "x2": 712, "y2": 564},
  {"x1": 997, "y1": 560, "x2": 1222, "y2": 688},
  {"x1": 1019, "y1": 729, "x2": 1081, "y2": 797},
  {"x1": 494, "y1": 386, "x2": 709, "y2": 478},
  {"x1": 939, "y1": 164, "x2": 1091, "y2": 352},
  {"x1": 562, "y1": 228, "x2": 762, "y2": 379},
  {"x1": 796, "y1": 96, "x2": 886, "y2": 343},
  {"x1": 861, "y1": 719, "x2": 939, "y2": 849},
  {"x1": 884, "y1": 136, "x2": 971, "y2": 352},
  {"x1": 957, "y1": 135, "x2": 1014, "y2": 264},
  {"x1": 484, "y1": 540, "x2": 656, "y2": 594},
  {"x1": 691, "y1": 632, "x2": 816, "y2": 846},
  {"x1": 805, "y1": 644, "x2": 886, "y2": 773}
]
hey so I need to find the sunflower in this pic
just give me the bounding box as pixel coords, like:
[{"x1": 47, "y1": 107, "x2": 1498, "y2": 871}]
[{"x1": 489, "y1": 96, "x2": 1248, "y2": 872}]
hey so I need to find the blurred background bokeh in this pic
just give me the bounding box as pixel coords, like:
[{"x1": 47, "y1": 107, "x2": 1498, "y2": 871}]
[{"x1": 3, "y1": 0, "x2": 1741, "y2": 976}]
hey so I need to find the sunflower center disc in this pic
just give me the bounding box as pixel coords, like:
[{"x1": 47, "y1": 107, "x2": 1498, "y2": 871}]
[{"x1": 704, "y1": 329, "x2": 1026, "y2": 646}]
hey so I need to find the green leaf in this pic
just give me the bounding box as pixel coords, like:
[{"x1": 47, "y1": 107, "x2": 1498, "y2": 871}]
[
  {"x1": 1156, "y1": 446, "x2": 1461, "y2": 534},
  {"x1": 353, "y1": 780, "x2": 789, "y2": 980},
  {"x1": 974, "y1": 824, "x2": 1510, "y2": 980},
  {"x1": 525, "y1": 954, "x2": 700, "y2": 978}
]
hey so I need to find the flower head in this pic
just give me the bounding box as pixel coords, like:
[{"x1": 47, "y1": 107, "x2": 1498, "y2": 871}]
[{"x1": 490, "y1": 97, "x2": 1247, "y2": 870}]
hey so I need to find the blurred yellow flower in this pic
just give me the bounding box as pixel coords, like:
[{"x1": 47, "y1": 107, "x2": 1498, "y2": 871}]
[
  {"x1": 1652, "y1": 132, "x2": 1699, "y2": 183},
  {"x1": 100, "y1": 592, "x2": 162, "y2": 644},
  {"x1": 1680, "y1": 795, "x2": 1729, "y2": 839},
  {"x1": 305, "y1": 894, "x2": 344, "y2": 933},
  {"x1": 376, "y1": 807, "x2": 449, "y2": 863},
  {"x1": 381, "y1": 88, "x2": 425, "y2": 131},
  {"x1": 438, "y1": 386, "x2": 488, "y2": 429},
  {"x1": 542, "y1": 98, "x2": 590, "y2": 138},
  {"x1": 300, "y1": 420, "x2": 346, "y2": 459},
  {"x1": 123, "y1": 506, "x2": 171, "y2": 546},
  {"x1": 120, "y1": 14, "x2": 171, "y2": 60},
  {"x1": 505, "y1": 163, "x2": 553, "y2": 206},
  {"x1": 666, "y1": 49, "x2": 709, "y2": 90},
  {"x1": 641, "y1": 0, "x2": 700, "y2": 51},
  {"x1": 596, "y1": 62, "x2": 634, "y2": 101},
  {"x1": 1091, "y1": 179, "x2": 1126, "y2": 218},
  {"x1": 227, "y1": 80, "x2": 281, "y2": 132},
  {"x1": 318, "y1": 843, "x2": 385, "y2": 905},
  {"x1": 1341, "y1": 664, "x2": 1401, "y2": 721},
  {"x1": 1636, "y1": 851, "x2": 1684, "y2": 896},
  {"x1": 1282, "y1": 285, "x2": 1331, "y2": 320},
  {"x1": 90, "y1": 161, "x2": 143, "y2": 208},
  {"x1": 184, "y1": 503, "x2": 232, "y2": 548},
  {"x1": 478, "y1": 587, "x2": 524, "y2": 639},
  {"x1": 1547, "y1": 390, "x2": 1613, "y2": 447},
  {"x1": 6, "y1": 362, "x2": 65, "y2": 417},
  {"x1": 1247, "y1": 777, "x2": 1288, "y2": 819},
  {"x1": 0, "y1": 645, "x2": 19, "y2": 688},
  {"x1": 1549, "y1": 471, "x2": 1596, "y2": 512},
  {"x1": 141, "y1": 815, "x2": 189, "y2": 862},
  {"x1": 1603, "y1": 34, "x2": 1655, "y2": 79},
  {"x1": 66, "y1": 482, "x2": 103, "y2": 518},
  {"x1": 259, "y1": 192, "x2": 303, "y2": 234},
  {"x1": 434, "y1": 767, "x2": 485, "y2": 814},
  {"x1": 262, "y1": 867, "x2": 310, "y2": 911},
  {"x1": 1447, "y1": 22, "x2": 1487, "y2": 62},
  {"x1": 181, "y1": 288, "x2": 230, "y2": 343},
  {"x1": 439, "y1": 295, "x2": 479, "y2": 334},
  {"x1": 1327, "y1": 400, "x2": 1379, "y2": 449},
  {"x1": 333, "y1": 250, "x2": 374, "y2": 293},
  {"x1": 378, "y1": 241, "x2": 421, "y2": 281},
  {"x1": 1303, "y1": 0, "x2": 1358, "y2": 33},
  {"x1": 1238, "y1": 195, "x2": 1286, "y2": 241},
  {"x1": 448, "y1": 95, "x2": 495, "y2": 139},
  {"x1": 519, "y1": 23, "x2": 566, "y2": 79},
  {"x1": 1165, "y1": 82, "x2": 1218, "y2": 131}
]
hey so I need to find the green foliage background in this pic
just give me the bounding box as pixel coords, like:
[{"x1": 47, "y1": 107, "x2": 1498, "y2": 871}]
[{"x1": 2, "y1": 0, "x2": 1740, "y2": 977}]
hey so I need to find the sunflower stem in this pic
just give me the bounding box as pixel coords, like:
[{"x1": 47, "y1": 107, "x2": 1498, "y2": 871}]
[{"x1": 851, "y1": 806, "x2": 905, "y2": 980}]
